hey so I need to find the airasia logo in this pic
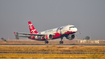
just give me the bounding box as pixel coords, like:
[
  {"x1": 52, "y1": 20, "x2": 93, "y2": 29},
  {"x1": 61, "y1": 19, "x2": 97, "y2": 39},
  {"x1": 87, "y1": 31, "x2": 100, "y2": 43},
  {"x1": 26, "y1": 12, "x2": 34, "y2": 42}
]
[
  {"x1": 31, "y1": 30, "x2": 35, "y2": 34},
  {"x1": 29, "y1": 24, "x2": 33, "y2": 29}
]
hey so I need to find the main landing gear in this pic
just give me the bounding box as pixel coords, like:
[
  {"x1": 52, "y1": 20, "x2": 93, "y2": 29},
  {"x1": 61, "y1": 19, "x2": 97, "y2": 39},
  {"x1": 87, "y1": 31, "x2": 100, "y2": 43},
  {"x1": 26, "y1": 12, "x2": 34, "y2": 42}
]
[
  {"x1": 45, "y1": 37, "x2": 64, "y2": 44},
  {"x1": 45, "y1": 40, "x2": 49, "y2": 44},
  {"x1": 59, "y1": 37, "x2": 63, "y2": 44}
]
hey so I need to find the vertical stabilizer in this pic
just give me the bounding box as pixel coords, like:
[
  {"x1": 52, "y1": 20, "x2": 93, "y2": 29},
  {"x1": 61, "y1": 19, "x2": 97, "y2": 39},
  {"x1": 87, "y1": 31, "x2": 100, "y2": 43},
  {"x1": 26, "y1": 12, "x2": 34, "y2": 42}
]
[{"x1": 28, "y1": 21, "x2": 38, "y2": 34}]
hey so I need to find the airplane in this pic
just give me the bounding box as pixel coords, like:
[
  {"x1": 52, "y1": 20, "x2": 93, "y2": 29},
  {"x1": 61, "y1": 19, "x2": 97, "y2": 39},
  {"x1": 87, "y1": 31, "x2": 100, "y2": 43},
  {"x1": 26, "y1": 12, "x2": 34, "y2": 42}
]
[{"x1": 14, "y1": 21, "x2": 78, "y2": 44}]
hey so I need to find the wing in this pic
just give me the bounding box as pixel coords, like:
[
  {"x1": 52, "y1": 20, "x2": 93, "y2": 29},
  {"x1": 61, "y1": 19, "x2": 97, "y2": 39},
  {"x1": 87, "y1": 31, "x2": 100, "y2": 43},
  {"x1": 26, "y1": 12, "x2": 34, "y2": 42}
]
[
  {"x1": 17, "y1": 32, "x2": 55, "y2": 36},
  {"x1": 14, "y1": 32, "x2": 55, "y2": 39},
  {"x1": 22, "y1": 33, "x2": 47, "y2": 36}
]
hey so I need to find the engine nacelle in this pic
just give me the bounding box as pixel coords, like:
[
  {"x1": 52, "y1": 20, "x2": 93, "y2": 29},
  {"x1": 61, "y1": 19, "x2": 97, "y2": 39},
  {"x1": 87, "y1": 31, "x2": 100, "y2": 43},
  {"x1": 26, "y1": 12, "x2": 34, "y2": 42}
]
[
  {"x1": 66, "y1": 34, "x2": 75, "y2": 40},
  {"x1": 35, "y1": 36, "x2": 44, "y2": 39},
  {"x1": 45, "y1": 34, "x2": 53, "y2": 39},
  {"x1": 35, "y1": 36, "x2": 38, "y2": 39}
]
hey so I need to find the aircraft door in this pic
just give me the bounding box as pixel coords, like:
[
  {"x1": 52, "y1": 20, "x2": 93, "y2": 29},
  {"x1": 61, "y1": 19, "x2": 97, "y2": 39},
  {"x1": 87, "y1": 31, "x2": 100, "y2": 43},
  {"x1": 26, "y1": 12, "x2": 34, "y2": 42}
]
[{"x1": 56, "y1": 27, "x2": 63, "y2": 34}]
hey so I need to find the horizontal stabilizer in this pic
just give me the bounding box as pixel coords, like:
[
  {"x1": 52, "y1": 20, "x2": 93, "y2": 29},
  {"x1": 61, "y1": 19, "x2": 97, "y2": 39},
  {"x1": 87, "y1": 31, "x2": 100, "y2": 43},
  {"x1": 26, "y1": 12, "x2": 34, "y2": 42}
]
[
  {"x1": 14, "y1": 32, "x2": 30, "y2": 39},
  {"x1": 19, "y1": 36, "x2": 29, "y2": 37}
]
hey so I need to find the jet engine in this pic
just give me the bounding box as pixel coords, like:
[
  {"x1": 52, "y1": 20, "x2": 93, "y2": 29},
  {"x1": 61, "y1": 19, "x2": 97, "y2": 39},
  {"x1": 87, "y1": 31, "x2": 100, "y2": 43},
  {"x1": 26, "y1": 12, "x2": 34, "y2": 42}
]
[
  {"x1": 35, "y1": 36, "x2": 44, "y2": 39},
  {"x1": 35, "y1": 36, "x2": 38, "y2": 39},
  {"x1": 45, "y1": 34, "x2": 53, "y2": 39},
  {"x1": 66, "y1": 34, "x2": 75, "y2": 40}
]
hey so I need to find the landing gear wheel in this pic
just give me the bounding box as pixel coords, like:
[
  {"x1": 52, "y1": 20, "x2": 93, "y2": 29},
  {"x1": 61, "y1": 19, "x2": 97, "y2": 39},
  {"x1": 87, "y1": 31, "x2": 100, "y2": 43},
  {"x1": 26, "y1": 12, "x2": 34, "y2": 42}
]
[
  {"x1": 59, "y1": 36, "x2": 63, "y2": 44},
  {"x1": 45, "y1": 40, "x2": 49, "y2": 44},
  {"x1": 60, "y1": 41, "x2": 63, "y2": 44}
]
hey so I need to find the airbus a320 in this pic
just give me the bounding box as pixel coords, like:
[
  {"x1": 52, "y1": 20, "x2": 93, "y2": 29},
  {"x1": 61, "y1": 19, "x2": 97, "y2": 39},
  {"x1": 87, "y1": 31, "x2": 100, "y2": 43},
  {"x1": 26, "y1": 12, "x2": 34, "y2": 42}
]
[{"x1": 14, "y1": 21, "x2": 78, "y2": 44}]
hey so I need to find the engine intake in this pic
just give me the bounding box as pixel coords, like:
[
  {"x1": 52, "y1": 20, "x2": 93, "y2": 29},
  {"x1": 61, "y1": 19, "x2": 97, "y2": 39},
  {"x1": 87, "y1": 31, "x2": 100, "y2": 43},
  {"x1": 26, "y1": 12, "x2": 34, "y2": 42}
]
[{"x1": 66, "y1": 34, "x2": 75, "y2": 40}]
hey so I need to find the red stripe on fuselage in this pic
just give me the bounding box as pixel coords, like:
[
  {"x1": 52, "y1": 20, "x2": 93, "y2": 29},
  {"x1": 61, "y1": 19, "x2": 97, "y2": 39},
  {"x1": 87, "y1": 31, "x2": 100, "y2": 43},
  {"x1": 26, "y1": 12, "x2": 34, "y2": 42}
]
[
  {"x1": 53, "y1": 33, "x2": 61, "y2": 38},
  {"x1": 64, "y1": 31, "x2": 75, "y2": 34},
  {"x1": 28, "y1": 31, "x2": 75, "y2": 40}
]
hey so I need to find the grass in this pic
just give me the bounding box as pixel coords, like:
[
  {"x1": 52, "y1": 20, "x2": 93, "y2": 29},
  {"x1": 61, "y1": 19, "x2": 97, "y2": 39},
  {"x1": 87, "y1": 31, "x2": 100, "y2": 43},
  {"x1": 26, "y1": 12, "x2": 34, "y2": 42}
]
[
  {"x1": 0, "y1": 54, "x2": 105, "y2": 58},
  {"x1": 0, "y1": 45, "x2": 105, "y2": 53},
  {"x1": 0, "y1": 45, "x2": 105, "y2": 58}
]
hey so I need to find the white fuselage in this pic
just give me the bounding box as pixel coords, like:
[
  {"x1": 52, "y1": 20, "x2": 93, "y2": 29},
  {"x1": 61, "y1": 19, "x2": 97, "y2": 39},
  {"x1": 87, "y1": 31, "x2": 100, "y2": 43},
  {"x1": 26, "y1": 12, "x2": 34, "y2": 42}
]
[{"x1": 40, "y1": 25, "x2": 77, "y2": 35}]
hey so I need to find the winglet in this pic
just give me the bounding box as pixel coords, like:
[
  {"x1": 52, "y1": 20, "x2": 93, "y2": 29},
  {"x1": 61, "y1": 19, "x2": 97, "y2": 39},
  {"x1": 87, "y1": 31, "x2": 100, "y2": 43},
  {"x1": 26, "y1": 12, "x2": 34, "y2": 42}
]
[
  {"x1": 14, "y1": 32, "x2": 15, "y2": 34},
  {"x1": 14, "y1": 32, "x2": 19, "y2": 39}
]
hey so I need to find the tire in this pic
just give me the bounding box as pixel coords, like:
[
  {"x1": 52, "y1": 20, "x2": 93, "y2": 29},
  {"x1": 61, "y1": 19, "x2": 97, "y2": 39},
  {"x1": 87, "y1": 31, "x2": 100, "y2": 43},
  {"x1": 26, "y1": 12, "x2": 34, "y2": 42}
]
[
  {"x1": 45, "y1": 41, "x2": 49, "y2": 44},
  {"x1": 60, "y1": 41, "x2": 63, "y2": 44}
]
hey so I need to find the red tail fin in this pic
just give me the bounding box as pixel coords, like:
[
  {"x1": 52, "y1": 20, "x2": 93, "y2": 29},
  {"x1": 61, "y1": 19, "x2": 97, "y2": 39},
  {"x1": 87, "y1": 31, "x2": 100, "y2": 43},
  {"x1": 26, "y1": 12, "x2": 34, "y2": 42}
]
[{"x1": 28, "y1": 21, "x2": 38, "y2": 34}]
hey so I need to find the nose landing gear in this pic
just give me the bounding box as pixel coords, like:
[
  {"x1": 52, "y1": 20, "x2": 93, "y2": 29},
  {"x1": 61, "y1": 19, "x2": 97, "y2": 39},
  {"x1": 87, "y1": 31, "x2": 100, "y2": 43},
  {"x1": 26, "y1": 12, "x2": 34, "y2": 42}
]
[{"x1": 60, "y1": 41, "x2": 63, "y2": 44}]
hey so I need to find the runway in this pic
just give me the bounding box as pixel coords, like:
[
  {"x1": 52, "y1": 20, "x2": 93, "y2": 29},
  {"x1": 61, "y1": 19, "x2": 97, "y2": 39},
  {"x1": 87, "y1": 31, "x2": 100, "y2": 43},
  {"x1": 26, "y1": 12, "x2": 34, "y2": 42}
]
[
  {"x1": 0, "y1": 44, "x2": 105, "y2": 46},
  {"x1": 0, "y1": 51, "x2": 105, "y2": 54}
]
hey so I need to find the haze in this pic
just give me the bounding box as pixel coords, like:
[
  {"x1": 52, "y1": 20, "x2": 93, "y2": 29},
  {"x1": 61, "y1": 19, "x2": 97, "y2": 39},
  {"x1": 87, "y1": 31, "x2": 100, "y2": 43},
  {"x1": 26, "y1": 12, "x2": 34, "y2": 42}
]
[{"x1": 0, "y1": 0, "x2": 105, "y2": 39}]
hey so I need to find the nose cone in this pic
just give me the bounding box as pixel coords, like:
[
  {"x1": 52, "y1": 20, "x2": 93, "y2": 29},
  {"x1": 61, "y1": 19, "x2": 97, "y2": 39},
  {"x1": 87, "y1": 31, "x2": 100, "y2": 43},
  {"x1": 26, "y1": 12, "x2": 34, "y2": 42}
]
[
  {"x1": 72, "y1": 28, "x2": 77, "y2": 32},
  {"x1": 75, "y1": 28, "x2": 78, "y2": 32}
]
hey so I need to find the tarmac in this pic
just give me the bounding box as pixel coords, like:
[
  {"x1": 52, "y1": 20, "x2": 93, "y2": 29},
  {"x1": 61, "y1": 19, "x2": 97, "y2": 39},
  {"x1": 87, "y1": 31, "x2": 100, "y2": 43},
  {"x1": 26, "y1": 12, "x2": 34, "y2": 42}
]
[{"x1": 0, "y1": 44, "x2": 105, "y2": 46}]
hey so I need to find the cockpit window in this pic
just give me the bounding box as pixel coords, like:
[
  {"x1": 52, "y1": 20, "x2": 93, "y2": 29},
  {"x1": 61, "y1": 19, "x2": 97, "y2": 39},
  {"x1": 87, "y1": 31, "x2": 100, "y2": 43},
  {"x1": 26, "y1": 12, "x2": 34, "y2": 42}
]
[
  {"x1": 69, "y1": 26, "x2": 75, "y2": 28},
  {"x1": 69, "y1": 26, "x2": 76, "y2": 30}
]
